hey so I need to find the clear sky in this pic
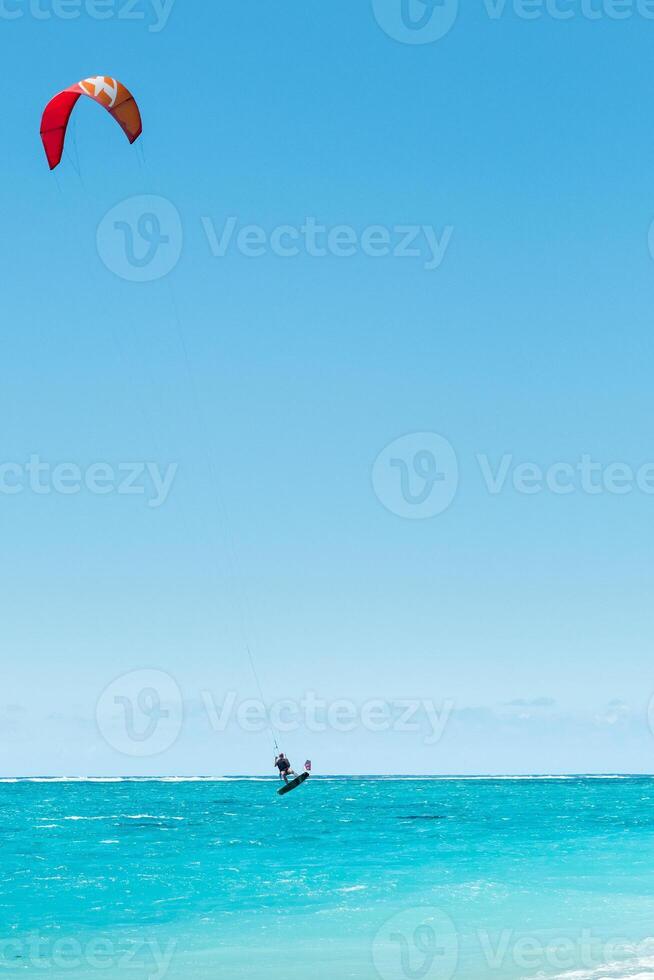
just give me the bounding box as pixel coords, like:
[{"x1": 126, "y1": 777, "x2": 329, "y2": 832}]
[{"x1": 2, "y1": 0, "x2": 654, "y2": 776}]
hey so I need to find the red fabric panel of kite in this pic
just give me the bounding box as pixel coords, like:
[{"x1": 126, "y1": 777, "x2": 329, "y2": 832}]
[{"x1": 41, "y1": 76, "x2": 142, "y2": 170}]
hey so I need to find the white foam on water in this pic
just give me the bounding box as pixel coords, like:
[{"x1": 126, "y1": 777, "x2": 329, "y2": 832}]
[
  {"x1": 1, "y1": 774, "x2": 651, "y2": 784},
  {"x1": 540, "y1": 941, "x2": 654, "y2": 980}
]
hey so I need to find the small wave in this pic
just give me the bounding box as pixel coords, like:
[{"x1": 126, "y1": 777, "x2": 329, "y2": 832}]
[
  {"x1": 62, "y1": 814, "x2": 184, "y2": 822},
  {"x1": 121, "y1": 815, "x2": 184, "y2": 821},
  {"x1": 543, "y1": 941, "x2": 654, "y2": 980},
  {"x1": 398, "y1": 815, "x2": 447, "y2": 821},
  {"x1": 63, "y1": 816, "x2": 107, "y2": 821}
]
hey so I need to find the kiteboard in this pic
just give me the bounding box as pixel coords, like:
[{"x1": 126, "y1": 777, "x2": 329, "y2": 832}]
[{"x1": 277, "y1": 771, "x2": 310, "y2": 796}]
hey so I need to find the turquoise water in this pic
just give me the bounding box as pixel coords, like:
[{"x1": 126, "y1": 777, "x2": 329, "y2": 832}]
[{"x1": 3, "y1": 777, "x2": 654, "y2": 979}]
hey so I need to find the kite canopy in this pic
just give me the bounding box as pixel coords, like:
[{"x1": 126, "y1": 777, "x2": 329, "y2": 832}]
[{"x1": 40, "y1": 76, "x2": 142, "y2": 170}]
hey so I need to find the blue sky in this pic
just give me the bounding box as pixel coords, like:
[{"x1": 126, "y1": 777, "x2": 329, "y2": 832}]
[{"x1": 2, "y1": 0, "x2": 654, "y2": 775}]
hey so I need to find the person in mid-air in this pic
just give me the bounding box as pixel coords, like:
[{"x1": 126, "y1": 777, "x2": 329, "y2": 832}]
[{"x1": 275, "y1": 753, "x2": 295, "y2": 784}]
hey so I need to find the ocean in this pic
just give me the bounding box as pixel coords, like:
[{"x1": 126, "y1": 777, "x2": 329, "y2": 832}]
[{"x1": 2, "y1": 776, "x2": 654, "y2": 979}]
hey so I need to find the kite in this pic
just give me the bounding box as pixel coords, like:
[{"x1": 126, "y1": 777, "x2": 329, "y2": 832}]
[{"x1": 40, "y1": 76, "x2": 142, "y2": 170}]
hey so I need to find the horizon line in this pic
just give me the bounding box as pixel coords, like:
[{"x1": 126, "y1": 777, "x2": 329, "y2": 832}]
[{"x1": 2, "y1": 772, "x2": 653, "y2": 782}]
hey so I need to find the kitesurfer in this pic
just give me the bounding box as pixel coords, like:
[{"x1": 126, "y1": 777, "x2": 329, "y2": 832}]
[{"x1": 274, "y1": 753, "x2": 295, "y2": 784}]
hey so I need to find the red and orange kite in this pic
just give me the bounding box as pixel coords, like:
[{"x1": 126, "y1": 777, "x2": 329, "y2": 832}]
[{"x1": 41, "y1": 76, "x2": 142, "y2": 170}]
